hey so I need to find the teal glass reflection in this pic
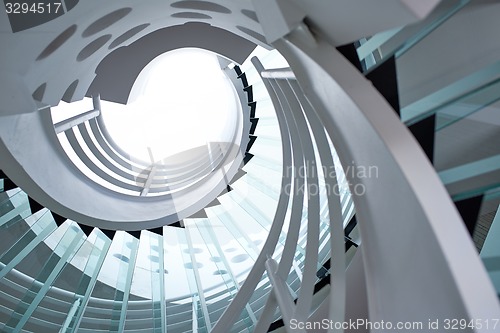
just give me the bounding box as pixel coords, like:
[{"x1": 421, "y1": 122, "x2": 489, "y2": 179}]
[
  {"x1": 178, "y1": 227, "x2": 210, "y2": 333},
  {"x1": 358, "y1": 0, "x2": 469, "y2": 72},
  {"x1": 0, "y1": 189, "x2": 31, "y2": 228},
  {"x1": 2, "y1": 221, "x2": 85, "y2": 332},
  {"x1": 148, "y1": 232, "x2": 166, "y2": 333},
  {"x1": 109, "y1": 232, "x2": 139, "y2": 333},
  {"x1": 0, "y1": 209, "x2": 57, "y2": 280},
  {"x1": 402, "y1": 61, "x2": 500, "y2": 125},
  {"x1": 67, "y1": 229, "x2": 112, "y2": 332}
]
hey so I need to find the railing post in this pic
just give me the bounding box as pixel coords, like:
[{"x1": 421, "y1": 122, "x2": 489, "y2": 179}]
[{"x1": 54, "y1": 94, "x2": 102, "y2": 133}]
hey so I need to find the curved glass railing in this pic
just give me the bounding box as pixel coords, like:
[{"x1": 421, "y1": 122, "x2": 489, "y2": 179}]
[
  {"x1": 51, "y1": 95, "x2": 241, "y2": 198},
  {"x1": 0, "y1": 46, "x2": 356, "y2": 333}
]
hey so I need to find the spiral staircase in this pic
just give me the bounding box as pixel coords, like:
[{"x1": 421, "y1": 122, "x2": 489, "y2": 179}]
[{"x1": 1, "y1": 0, "x2": 500, "y2": 333}]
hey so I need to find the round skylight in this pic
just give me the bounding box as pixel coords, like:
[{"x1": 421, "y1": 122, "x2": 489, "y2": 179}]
[{"x1": 100, "y1": 47, "x2": 239, "y2": 163}]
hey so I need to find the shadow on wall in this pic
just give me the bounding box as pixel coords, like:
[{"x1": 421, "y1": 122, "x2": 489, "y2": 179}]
[{"x1": 88, "y1": 22, "x2": 256, "y2": 104}]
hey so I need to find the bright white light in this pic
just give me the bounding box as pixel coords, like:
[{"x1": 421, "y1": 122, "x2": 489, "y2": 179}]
[{"x1": 101, "y1": 48, "x2": 238, "y2": 163}]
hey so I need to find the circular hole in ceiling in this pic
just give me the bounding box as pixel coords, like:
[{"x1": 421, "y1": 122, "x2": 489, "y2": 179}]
[
  {"x1": 171, "y1": 1, "x2": 231, "y2": 14},
  {"x1": 77, "y1": 34, "x2": 112, "y2": 62},
  {"x1": 171, "y1": 12, "x2": 212, "y2": 19},
  {"x1": 108, "y1": 23, "x2": 150, "y2": 49},
  {"x1": 231, "y1": 254, "x2": 249, "y2": 263},
  {"x1": 156, "y1": 268, "x2": 169, "y2": 274},
  {"x1": 100, "y1": 48, "x2": 239, "y2": 163},
  {"x1": 225, "y1": 247, "x2": 236, "y2": 253},
  {"x1": 113, "y1": 253, "x2": 130, "y2": 263},
  {"x1": 253, "y1": 239, "x2": 263, "y2": 245},
  {"x1": 210, "y1": 256, "x2": 222, "y2": 262},
  {"x1": 213, "y1": 269, "x2": 228, "y2": 275},
  {"x1": 36, "y1": 25, "x2": 77, "y2": 61},
  {"x1": 82, "y1": 7, "x2": 132, "y2": 38},
  {"x1": 150, "y1": 245, "x2": 159, "y2": 252},
  {"x1": 236, "y1": 26, "x2": 266, "y2": 44},
  {"x1": 241, "y1": 9, "x2": 259, "y2": 22},
  {"x1": 184, "y1": 262, "x2": 203, "y2": 269}
]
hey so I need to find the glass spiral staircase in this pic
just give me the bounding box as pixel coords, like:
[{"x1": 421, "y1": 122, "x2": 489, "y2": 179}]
[
  {"x1": 0, "y1": 47, "x2": 357, "y2": 333},
  {"x1": 1, "y1": 1, "x2": 500, "y2": 332}
]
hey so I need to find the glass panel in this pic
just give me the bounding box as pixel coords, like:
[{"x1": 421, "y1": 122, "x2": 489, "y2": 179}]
[
  {"x1": 435, "y1": 81, "x2": 500, "y2": 131},
  {"x1": 439, "y1": 155, "x2": 500, "y2": 187},
  {"x1": 0, "y1": 209, "x2": 57, "y2": 280},
  {"x1": 401, "y1": 61, "x2": 500, "y2": 125},
  {"x1": 356, "y1": 26, "x2": 402, "y2": 62},
  {"x1": 434, "y1": 106, "x2": 500, "y2": 192},
  {"x1": 229, "y1": 181, "x2": 277, "y2": 224},
  {"x1": 253, "y1": 98, "x2": 279, "y2": 119},
  {"x1": 0, "y1": 189, "x2": 30, "y2": 228},
  {"x1": 163, "y1": 227, "x2": 192, "y2": 333},
  {"x1": 246, "y1": 140, "x2": 282, "y2": 164},
  {"x1": 223, "y1": 189, "x2": 289, "y2": 249},
  {"x1": 236, "y1": 171, "x2": 280, "y2": 203},
  {"x1": 147, "y1": 232, "x2": 165, "y2": 333},
  {"x1": 126, "y1": 231, "x2": 154, "y2": 332},
  {"x1": 177, "y1": 226, "x2": 210, "y2": 333},
  {"x1": 192, "y1": 218, "x2": 244, "y2": 327},
  {"x1": 112, "y1": 232, "x2": 139, "y2": 332},
  {"x1": 2, "y1": 221, "x2": 85, "y2": 332},
  {"x1": 248, "y1": 154, "x2": 282, "y2": 173},
  {"x1": 0, "y1": 209, "x2": 50, "y2": 258},
  {"x1": 358, "y1": 0, "x2": 469, "y2": 72},
  {"x1": 206, "y1": 208, "x2": 260, "y2": 262},
  {"x1": 66, "y1": 229, "x2": 111, "y2": 333},
  {"x1": 85, "y1": 231, "x2": 139, "y2": 332}
]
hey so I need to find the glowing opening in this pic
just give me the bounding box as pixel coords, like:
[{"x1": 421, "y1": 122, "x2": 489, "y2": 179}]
[{"x1": 101, "y1": 48, "x2": 239, "y2": 163}]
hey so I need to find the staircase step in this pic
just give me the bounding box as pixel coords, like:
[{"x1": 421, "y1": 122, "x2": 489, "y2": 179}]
[
  {"x1": 246, "y1": 135, "x2": 257, "y2": 152},
  {"x1": 243, "y1": 158, "x2": 282, "y2": 178},
  {"x1": 243, "y1": 153, "x2": 254, "y2": 165},
  {"x1": 229, "y1": 169, "x2": 247, "y2": 185},
  {"x1": 233, "y1": 65, "x2": 243, "y2": 76},
  {"x1": 238, "y1": 72, "x2": 248, "y2": 88},
  {"x1": 248, "y1": 101, "x2": 257, "y2": 118},
  {"x1": 249, "y1": 118, "x2": 259, "y2": 134},
  {"x1": 434, "y1": 108, "x2": 500, "y2": 174},
  {"x1": 356, "y1": 0, "x2": 469, "y2": 73},
  {"x1": 236, "y1": 172, "x2": 280, "y2": 201},
  {"x1": 205, "y1": 208, "x2": 262, "y2": 261},
  {"x1": 401, "y1": 61, "x2": 500, "y2": 125},
  {"x1": 243, "y1": 85, "x2": 253, "y2": 103},
  {"x1": 205, "y1": 198, "x2": 221, "y2": 208},
  {"x1": 0, "y1": 190, "x2": 31, "y2": 228}
]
